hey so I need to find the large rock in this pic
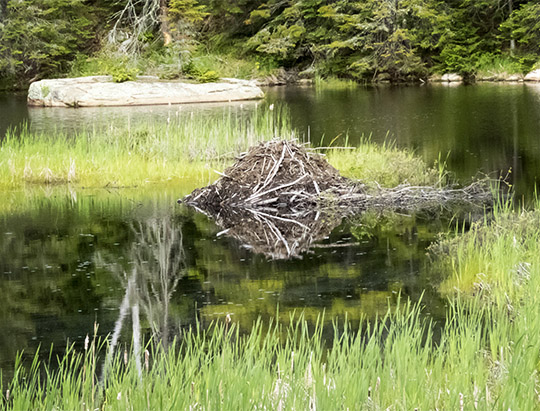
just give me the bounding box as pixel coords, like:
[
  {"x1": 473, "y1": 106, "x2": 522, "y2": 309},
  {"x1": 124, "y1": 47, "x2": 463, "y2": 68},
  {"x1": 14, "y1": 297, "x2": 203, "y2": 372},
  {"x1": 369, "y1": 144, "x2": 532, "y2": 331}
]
[
  {"x1": 28, "y1": 76, "x2": 264, "y2": 107},
  {"x1": 524, "y1": 69, "x2": 540, "y2": 82},
  {"x1": 429, "y1": 73, "x2": 463, "y2": 83},
  {"x1": 441, "y1": 73, "x2": 463, "y2": 83}
]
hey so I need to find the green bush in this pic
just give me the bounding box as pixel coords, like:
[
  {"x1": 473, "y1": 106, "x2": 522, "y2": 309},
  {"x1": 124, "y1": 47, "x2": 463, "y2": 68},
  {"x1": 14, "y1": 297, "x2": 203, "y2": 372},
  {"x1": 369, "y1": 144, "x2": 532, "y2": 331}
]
[
  {"x1": 183, "y1": 59, "x2": 221, "y2": 82},
  {"x1": 109, "y1": 64, "x2": 139, "y2": 83},
  {"x1": 70, "y1": 52, "x2": 140, "y2": 82}
]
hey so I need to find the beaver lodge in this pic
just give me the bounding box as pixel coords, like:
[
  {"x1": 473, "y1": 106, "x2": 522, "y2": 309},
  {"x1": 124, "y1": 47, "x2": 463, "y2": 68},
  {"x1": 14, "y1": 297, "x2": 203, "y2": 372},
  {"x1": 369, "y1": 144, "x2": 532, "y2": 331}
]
[{"x1": 181, "y1": 140, "x2": 492, "y2": 259}]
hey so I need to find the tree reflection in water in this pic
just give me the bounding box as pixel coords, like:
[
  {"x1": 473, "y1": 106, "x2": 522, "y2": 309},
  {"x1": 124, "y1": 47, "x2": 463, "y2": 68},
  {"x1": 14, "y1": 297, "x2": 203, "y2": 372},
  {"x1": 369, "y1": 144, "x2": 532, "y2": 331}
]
[{"x1": 100, "y1": 217, "x2": 186, "y2": 380}]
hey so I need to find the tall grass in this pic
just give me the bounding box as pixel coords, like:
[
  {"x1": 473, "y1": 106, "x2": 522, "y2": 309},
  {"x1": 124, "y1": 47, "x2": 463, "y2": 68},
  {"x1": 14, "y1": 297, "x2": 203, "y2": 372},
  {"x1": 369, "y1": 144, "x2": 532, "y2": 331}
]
[
  {"x1": 314, "y1": 75, "x2": 360, "y2": 90},
  {"x1": 476, "y1": 54, "x2": 524, "y2": 79},
  {"x1": 3, "y1": 293, "x2": 540, "y2": 410},
  {"x1": 0, "y1": 105, "x2": 291, "y2": 190},
  {"x1": 433, "y1": 199, "x2": 540, "y2": 302},
  {"x1": 326, "y1": 137, "x2": 442, "y2": 188},
  {"x1": 70, "y1": 44, "x2": 277, "y2": 81},
  {"x1": 1, "y1": 109, "x2": 447, "y2": 191}
]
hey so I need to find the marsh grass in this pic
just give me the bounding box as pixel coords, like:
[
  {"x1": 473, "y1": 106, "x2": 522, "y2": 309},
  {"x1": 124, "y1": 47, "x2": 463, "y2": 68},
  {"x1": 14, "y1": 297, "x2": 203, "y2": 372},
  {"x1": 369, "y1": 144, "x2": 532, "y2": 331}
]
[
  {"x1": 314, "y1": 75, "x2": 360, "y2": 90},
  {"x1": 433, "y1": 199, "x2": 540, "y2": 302},
  {"x1": 476, "y1": 54, "x2": 524, "y2": 80},
  {"x1": 326, "y1": 137, "x2": 442, "y2": 188},
  {"x1": 1, "y1": 109, "x2": 447, "y2": 192},
  {"x1": 0, "y1": 105, "x2": 291, "y2": 190},
  {"x1": 3, "y1": 294, "x2": 540, "y2": 410}
]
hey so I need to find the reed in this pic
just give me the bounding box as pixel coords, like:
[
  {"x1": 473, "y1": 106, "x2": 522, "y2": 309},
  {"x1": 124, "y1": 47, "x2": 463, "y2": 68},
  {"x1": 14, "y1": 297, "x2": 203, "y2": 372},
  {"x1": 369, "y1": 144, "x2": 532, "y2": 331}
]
[
  {"x1": 314, "y1": 76, "x2": 360, "y2": 90},
  {"x1": 326, "y1": 137, "x2": 442, "y2": 188},
  {"x1": 0, "y1": 117, "x2": 445, "y2": 196},
  {"x1": 433, "y1": 198, "x2": 540, "y2": 302},
  {"x1": 0, "y1": 104, "x2": 291, "y2": 190},
  {"x1": 2, "y1": 292, "x2": 540, "y2": 410},
  {"x1": 2, "y1": 200, "x2": 540, "y2": 409}
]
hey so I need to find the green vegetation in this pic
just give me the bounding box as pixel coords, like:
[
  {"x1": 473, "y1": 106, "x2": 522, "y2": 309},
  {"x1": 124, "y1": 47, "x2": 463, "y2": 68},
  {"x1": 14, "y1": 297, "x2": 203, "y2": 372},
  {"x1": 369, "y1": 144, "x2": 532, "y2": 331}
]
[
  {"x1": 0, "y1": 105, "x2": 290, "y2": 190},
  {"x1": 0, "y1": 0, "x2": 97, "y2": 89},
  {"x1": 476, "y1": 55, "x2": 523, "y2": 80},
  {"x1": 1, "y1": 0, "x2": 540, "y2": 89},
  {"x1": 0, "y1": 107, "x2": 445, "y2": 191},
  {"x1": 3, "y1": 270, "x2": 540, "y2": 410},
  {"x1": 327, "y1": 139, "x2": 442, "y2": 188},
  {"x1": 433, "y1": 199, "x2": 540, "y2": 302}
]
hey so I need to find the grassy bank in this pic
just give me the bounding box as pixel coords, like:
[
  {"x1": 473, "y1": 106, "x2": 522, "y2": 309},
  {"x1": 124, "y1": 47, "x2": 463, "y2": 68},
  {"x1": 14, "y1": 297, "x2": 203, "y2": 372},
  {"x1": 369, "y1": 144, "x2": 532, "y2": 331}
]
[
  {"x1": 327, "y1": 139, "x2": 442, "y2": 188},
  {"x1": 0, "y1": 105, "x2": 290, "y2": 190},
  {"x1": 433, "y1": 198, "x2": 540, "y2": 303},
  {"x1": 0, "y1": 110, "x2": 441, "y2": 192},
  {"x1": 2, "y1": 279, "x2": 540, "y2": 410}
]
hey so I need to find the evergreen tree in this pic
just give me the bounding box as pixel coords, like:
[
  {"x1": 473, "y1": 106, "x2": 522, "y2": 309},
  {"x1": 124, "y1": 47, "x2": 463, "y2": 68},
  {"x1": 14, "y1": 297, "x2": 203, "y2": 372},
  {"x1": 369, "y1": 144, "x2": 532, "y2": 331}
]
[{"x1": 0, "y1": 0, "x2": 95, "y2": 87}]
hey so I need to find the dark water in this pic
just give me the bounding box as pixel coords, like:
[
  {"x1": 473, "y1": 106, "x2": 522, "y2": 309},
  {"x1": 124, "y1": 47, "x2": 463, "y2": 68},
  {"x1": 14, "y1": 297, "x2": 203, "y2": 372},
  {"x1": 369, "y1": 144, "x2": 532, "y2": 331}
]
[
  {"x1": 266, "y1": 84, "x2": 540, "y2": 199},
  {"x1": 0, "y1": 188, "x2": 446, "y2": 376},
  {"x1": 1, "y1": 83, "x2": 539, "y2": 377}
]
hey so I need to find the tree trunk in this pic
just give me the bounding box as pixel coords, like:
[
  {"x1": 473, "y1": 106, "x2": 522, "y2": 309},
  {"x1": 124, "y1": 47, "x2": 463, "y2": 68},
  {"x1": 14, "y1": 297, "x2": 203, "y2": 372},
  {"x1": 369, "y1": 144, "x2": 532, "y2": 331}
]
[
  {"x1": 509, "y1": 0, "x2": 515, "y2": 51},
  {"x1": 160, "y1": 0, "x2": 172, "y2": 46}
]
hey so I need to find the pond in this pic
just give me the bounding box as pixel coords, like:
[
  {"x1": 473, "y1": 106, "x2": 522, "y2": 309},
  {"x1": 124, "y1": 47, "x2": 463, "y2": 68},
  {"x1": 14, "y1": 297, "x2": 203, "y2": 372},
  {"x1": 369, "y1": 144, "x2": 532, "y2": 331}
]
[{"x1": 1, "y1": 83, "x2": 539, "y2": 378}]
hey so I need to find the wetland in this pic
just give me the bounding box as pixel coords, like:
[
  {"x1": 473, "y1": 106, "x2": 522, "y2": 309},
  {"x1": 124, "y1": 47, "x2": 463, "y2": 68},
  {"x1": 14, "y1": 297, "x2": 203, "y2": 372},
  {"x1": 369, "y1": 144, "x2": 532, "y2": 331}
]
[{"x1": 1, "y1": 83, "x2": 540, "y2": 408}]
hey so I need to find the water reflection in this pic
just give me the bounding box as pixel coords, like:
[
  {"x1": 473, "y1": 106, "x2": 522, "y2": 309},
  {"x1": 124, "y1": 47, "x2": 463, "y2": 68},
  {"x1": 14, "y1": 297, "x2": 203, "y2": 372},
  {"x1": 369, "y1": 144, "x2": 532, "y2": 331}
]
[
  {"x1": 26, "y1": 100, "x2": 262, "y2": 135},
  {"x1": 99, "y1": 217, "x2": 186, "y2": 378},
  {"x1": 0, "y1": 92, "x2": 28, "y2": 138},
  {"x1": 0, "y1": 188, "x2": 449, "y2": 376},
  {"x1": 197, "y1": 207, "x2": 342, "y2": 260},
  {"x1": 265, "y1": 84, "x2": 540, "y2": 199}
]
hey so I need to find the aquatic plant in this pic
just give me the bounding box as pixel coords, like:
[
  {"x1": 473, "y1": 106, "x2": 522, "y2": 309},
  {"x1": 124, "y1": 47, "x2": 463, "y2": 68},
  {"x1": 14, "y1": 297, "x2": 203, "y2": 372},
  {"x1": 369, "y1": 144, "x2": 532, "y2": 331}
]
[
  {"x1": 3, "y1": 287, "x2": 540, "y2": 410},
  {"x1": 432, "y1": 198, "x2": 540, "y2": 306},
  {"x1": 0, "y1": 104, "x2": 290, "y2": 190},
  {"x1": 326, "y1": 137, "x2": 443, "y2": 188},
  {"x1": 0, "y1": 107, "x2": 450, "y2": 193}
]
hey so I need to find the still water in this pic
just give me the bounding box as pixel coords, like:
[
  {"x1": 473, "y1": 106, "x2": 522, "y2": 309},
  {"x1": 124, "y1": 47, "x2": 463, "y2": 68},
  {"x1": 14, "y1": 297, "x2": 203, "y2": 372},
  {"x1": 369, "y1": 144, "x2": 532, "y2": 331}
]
[
  {"x1": 1, "y1": 84, "x2": 539, "y2": 375},
  {"x1": 4, "y1": 83, "x2": 540, "y2": 196}
]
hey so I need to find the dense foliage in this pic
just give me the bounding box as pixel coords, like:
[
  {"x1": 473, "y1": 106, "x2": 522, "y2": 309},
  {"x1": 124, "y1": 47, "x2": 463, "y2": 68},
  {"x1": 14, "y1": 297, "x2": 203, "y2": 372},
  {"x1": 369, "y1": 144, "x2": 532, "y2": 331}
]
[
  {"x1": 0, "y1": 0, "x2": 98, "y2": 88},
  {"x1": 1, "y1": 0, "x2": 539, "y2": 88}
]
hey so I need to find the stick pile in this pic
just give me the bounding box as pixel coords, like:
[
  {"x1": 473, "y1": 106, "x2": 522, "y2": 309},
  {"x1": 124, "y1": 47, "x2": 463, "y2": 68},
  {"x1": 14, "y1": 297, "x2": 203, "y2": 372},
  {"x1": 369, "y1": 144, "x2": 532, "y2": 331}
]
[
  {"x1": 181, "y1": 140, "x2": 493, "y2": 259},
  {"x1": 185, "y1": 140, "x2": 361, "y2": 214}
]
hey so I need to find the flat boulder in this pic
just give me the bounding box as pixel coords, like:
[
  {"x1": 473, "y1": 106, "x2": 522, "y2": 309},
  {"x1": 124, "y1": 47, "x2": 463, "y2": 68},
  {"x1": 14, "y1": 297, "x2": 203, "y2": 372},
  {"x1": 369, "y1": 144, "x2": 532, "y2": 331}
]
[
  {"x1": 28, "y1": 76, "x2": 264, "y2": 107},
  {"x1": 441, "y1": 73, "x2": 463, "y2": 83},
  {"x1": 524, "y1": 69, "x2": 540, "y2": 82}
]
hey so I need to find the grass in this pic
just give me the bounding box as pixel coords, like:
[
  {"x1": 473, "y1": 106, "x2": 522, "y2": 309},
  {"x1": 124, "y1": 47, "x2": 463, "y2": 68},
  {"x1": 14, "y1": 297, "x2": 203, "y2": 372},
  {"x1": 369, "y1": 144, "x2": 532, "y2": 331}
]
[
  {"x1": 475, "y1": 54, "x2": 524, "y2": 80},
  {"x1": 0, "y1": 104, "x2": 290, "y2": 190},
  {"x1": 70, "y1": 45, "x2": 278, "y2": 82},
  {"x1": 432, "y1": 197, "x2": 540, "y2": 304},
  {"x1": 3, "y1": 285, "x2": 540, "y2": 410},
  {"x1": 326, "y1": 138, "x2": 443, "y2": 188},
  {"x1": 314, "y1": 75, "x2": 360, "y2": 90},
  {"x1": 1, "y1": 110, "x2": 445, "y2": 191}
]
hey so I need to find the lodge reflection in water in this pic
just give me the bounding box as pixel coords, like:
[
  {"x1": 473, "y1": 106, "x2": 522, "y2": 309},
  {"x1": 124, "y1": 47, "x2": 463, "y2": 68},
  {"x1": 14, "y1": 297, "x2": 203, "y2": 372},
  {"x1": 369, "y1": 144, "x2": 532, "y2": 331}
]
[{"x1": 0, "y1": 189, "x2": 448, "y2": 372}]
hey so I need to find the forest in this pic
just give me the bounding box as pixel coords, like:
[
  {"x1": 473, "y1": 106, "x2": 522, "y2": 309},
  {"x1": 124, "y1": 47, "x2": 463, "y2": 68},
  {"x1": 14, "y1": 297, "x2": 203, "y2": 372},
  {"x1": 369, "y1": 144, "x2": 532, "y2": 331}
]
[{"x1": 1, "y1": 0, "x2": 540, "y2": 89}]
